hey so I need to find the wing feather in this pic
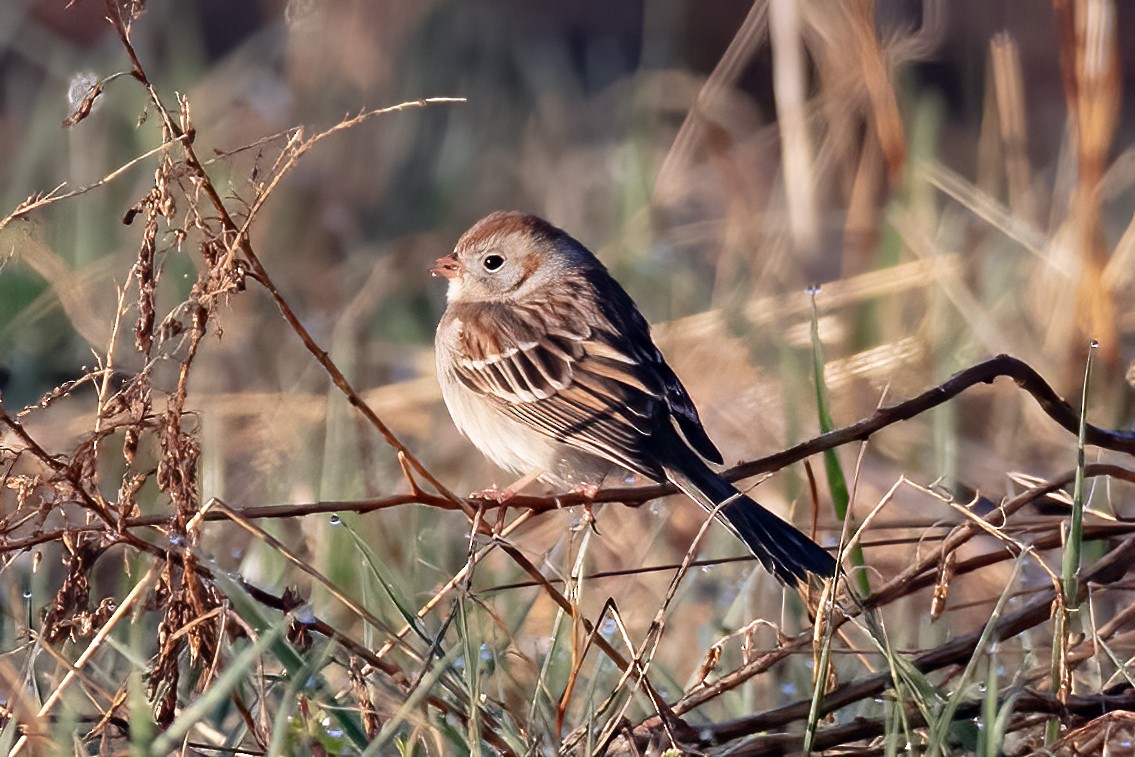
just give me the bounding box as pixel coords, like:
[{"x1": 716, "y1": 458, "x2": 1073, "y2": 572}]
[{"x1": 447, "y1": 278, "x2": 720, "y2": 481}]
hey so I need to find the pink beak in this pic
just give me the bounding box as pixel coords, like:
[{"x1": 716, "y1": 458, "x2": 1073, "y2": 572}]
[{"x1": 431, "y1": 254, "x2": 464, "y2": 279}]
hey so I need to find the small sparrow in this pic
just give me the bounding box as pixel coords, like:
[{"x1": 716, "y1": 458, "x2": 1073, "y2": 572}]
[{"x1": 432, "y1": 211, "x2": 836, "y2": 584}]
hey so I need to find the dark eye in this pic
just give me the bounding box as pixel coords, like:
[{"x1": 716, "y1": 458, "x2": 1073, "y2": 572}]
[{"x1": 482, "y1": 254, "x2": 505, "y2": 272}]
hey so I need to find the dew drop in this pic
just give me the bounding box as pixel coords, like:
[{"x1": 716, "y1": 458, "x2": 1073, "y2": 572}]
[
  {"x1": 329, "y1": 514, "x2": 341, "y2": 526},
  {"x1": 1090, "y1": 339, "x2": 1099, "y2": 349},
  {"x1": 804, "y1": 283, "x2": 821, "y2": 296},
  {"x1": 22, "y1": 590, "x2": 32, "y2": 600}
]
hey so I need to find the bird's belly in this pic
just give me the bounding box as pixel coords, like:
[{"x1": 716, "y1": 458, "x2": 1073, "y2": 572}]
[{"x1": 439, "y1": 371, "x2": 610, "y2": 488}]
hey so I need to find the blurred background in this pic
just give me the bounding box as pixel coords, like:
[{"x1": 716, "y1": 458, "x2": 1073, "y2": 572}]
[{"x1": 2, "y1": 0, "x2": 1135, "y2": 742}]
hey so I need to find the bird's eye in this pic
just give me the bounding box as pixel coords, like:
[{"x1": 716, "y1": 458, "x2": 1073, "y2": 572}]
[{"x1": 482, "y1": 254, "x2": 505, "y2": 272}]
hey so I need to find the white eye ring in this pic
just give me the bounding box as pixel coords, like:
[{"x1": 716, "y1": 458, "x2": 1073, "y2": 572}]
[{"x1": 482, "y1": 254, "x2": 505, "y2": 272}]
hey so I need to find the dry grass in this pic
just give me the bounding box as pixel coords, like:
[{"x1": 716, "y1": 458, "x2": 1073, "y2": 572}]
[{"x1": 1, "y1": 1, "x2": 1134, "y2": 754}]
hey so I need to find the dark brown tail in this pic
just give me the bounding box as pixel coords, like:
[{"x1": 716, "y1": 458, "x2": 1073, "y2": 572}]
[{"x1": 665, "y1": 456, "x2": 836, "y2": 585}]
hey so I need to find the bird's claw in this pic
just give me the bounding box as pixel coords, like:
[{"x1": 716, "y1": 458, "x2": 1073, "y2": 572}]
[
  {"x1": 571, "y1": 483, "x2": 601, "y2": 534},
  {"x1": 471, "y1": 484, "x2": 514, "y2": 504}
]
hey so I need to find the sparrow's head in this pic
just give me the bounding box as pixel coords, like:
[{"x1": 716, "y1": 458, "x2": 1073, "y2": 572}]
[{"x1": 432, "y1": 211, "x2": 600, "y2": 303}]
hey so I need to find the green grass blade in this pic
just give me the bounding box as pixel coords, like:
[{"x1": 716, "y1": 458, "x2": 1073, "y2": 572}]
[
  {"x1": 860, "y1": 608, "x2": 941, "y2": 727},
  {"x1": 337, "y1": 516, "x2": 435, "y2": 646},
  {"x1": 977, "y1": 650, "x2": 998, "y2": 757},
  {"x1": 802, "y1": 607, "x2": 835, "y2": 754},
  {"x1": 211, "y1": 567, "x2": 370, "y2": 750},
  {"x1": 0, "y1": 716, "x2": 17, "y2": 755},
  {"x1": 1048, "y1": 340, "x2": 1095, "y2": 744},
  {"x1": 363, "y1": 642, "x2": 466, "y2": 756},
  {"x1": 265, "y1": 641, "x2": 338, "y2": 757},
  {"x1": 128, "y1": 617, "x2": 155, "y2": 757},
  {"x1": 458, "y1": 591, "x2": 482, "y2": 752},
  {"x1": 809, "y1": 293, "x2": 869, "y2": 594},
  {"x1": 927, "y1": 556, "x2": 1022, "y2": 754},
  {"x1": 990, "y1": 688, "x2": 1021, "y2": 751},
  {"x1": 1062, "y1": 342, "x2": 1094, "y2": 603}
]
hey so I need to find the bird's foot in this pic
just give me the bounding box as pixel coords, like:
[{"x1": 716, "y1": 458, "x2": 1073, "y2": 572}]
[
  {"x1": 570, "y1": 483, "x2": 601, "y2": 534},
  {"x1": 471, "y1": 483, "x2": 514, "y2": 503},
  {"x1": 471, "y1": 472, "x2": 541, "y2": 504}
]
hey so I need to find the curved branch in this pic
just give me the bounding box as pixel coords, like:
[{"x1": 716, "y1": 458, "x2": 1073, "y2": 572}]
[
  {"x1": 5, "y1": 358, "x2": 1132, "y2": 557},
  {"x1": 727, "y1": 353, "x2": 1135, "y2": 483},
  {"x1": 131, "y1": 355, "x2": 1135, "y2": 520}
]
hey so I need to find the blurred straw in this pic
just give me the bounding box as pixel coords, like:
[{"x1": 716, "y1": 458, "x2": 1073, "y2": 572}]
[
  {"x1": 802, "y1": 0, "x2": 909, "y2": 274},
  {"x1": 845, "y1": 0, "x2": 906, "y2": 182},
  {"x1": 841, "y1": 122, "x2": 884, "y2": 278},
  {"x1": 989, "y1": 33, "x2": 1037, "y2": 226},
  {"x1": 1105, "y1": 209, "x2": 1135, "y2": 296},
  {"x1": 976, "y1": 61, "x2": 1004, "y2": 198},
  {"x1": 1051, "y1": 0, "x2": 1121, "y2": 368},
  {"x1": 652, "y1": 1, "x2": 769, "y2": 208},
  {"x1": 769, "y1": 0, "x2": 819, "y2": 256}
]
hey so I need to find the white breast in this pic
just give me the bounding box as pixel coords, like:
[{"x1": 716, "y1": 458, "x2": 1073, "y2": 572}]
[{"x1": 434, "y1": 315, "x2": 611, "y2": 488}]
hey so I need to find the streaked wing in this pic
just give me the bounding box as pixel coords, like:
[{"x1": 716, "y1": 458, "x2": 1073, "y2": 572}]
[
  {"x1": 448, "y1": 290, "x2": 670, "y2": 481},
  {"x1": 590, "y1": 274, "x2": 724, "y2": 465}
]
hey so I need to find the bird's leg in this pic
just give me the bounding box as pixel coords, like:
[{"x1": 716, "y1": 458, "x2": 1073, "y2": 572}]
[
  {"x1": 570, "y1": 483, "x2": 602, "y2": 534},
  {"x1": 472, "y1": 472, "x2": 540, "y2": 504},
  {"x1": 473, "y1": 473, "x2": 541, "y2": 532}
]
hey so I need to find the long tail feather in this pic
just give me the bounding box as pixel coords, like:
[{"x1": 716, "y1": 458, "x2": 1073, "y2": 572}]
[{"x1": 665, "y1": 456, "x2": 836, "y2": 584}]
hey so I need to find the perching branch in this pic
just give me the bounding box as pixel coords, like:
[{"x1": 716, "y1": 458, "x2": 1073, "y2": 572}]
[{"x1": 89, "y1": 355, "x2": 1135, "y2": 523}]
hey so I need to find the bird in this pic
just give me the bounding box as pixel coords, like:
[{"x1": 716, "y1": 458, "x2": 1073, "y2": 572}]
[{"x1": 432, "y1": 211, "x2": 836, "y2": 584}]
